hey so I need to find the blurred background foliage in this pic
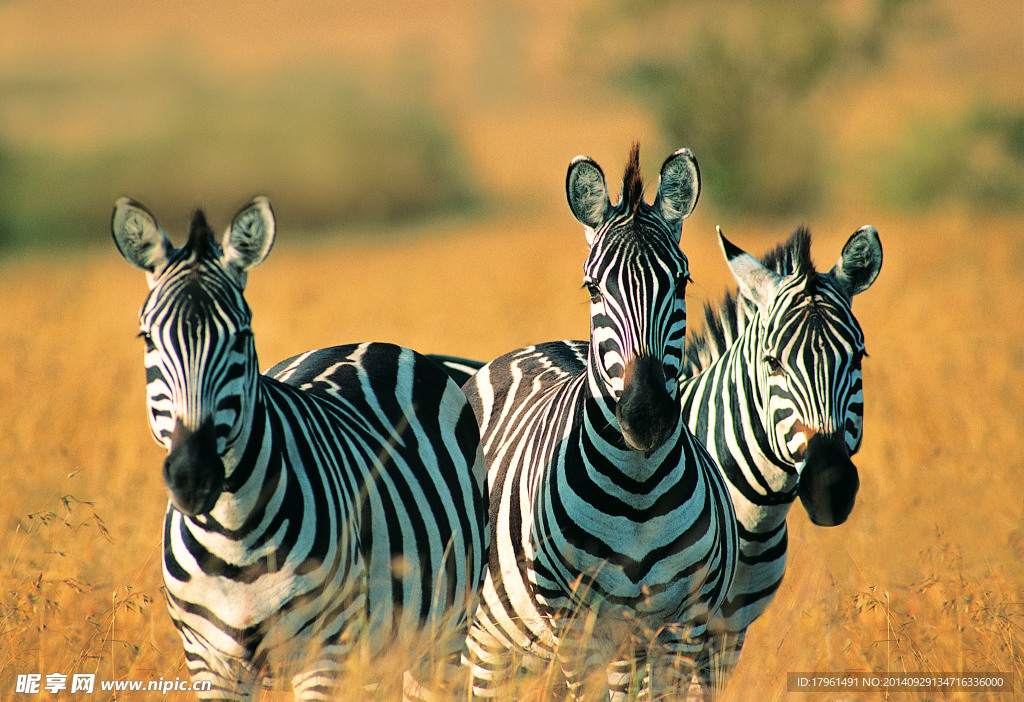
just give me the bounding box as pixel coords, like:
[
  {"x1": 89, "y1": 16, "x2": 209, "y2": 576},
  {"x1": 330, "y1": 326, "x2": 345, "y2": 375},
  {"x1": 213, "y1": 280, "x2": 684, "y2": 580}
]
[
  {"x1": 881, "y1": 102, "x2": 1024, "y2": 211},
  {"x1": 0, "y1": 50, "x2": 479, "y2": 250},
  {"x1": 0, "y1": 0, "x2": 1021, "y2": 251},
  {"x1": 588, "y1": 0, "x2": 1024, "y2": 217}
]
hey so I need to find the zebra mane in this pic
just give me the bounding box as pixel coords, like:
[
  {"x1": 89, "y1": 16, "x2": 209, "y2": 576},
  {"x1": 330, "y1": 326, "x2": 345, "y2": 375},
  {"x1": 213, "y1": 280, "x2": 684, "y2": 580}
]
[
  {"x1": 761, "y1": 226, "x2": 815, "y2": 287},
  {"x1": 185, "y1": 209, "x2": 219, "y2": 263},
  {"x1": 621, "y1": 141, "x2": 644, "y2": 212},
  {"x1": 683, "y1": 227, "x2": 817, "y2": 376}
]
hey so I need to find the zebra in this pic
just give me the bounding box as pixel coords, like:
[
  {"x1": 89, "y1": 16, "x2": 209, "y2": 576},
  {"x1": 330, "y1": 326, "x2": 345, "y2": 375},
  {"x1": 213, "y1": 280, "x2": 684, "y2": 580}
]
[
  {"x1": 111, "y1": 196, "x2": 488, "y2": 701},
  {"x1": 677, "y1": 224, "x2": 882, "y2": 689},
  {"x1": 430, "y1": 224, "x2": 882, "y2": 695},
  {"x1": 461, "y1": 144, "x2": 738, "y2": 700}
]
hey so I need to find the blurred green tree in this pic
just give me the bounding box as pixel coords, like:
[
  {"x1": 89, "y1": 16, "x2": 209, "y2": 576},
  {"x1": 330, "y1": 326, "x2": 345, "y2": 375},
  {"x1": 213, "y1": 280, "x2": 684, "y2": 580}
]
[
  {"x1": 589, "y1": 0, "x2": 935, "y2": 218},
  {"x1": 881, "y1": 103, "x2": 1024, "y2": 211},
  {"x1": 0, "y1": 56, "x2": 479, "y2": 251}
]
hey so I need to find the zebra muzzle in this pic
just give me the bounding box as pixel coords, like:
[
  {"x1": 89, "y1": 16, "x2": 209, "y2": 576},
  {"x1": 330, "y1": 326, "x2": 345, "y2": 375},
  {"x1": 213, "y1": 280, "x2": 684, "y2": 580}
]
[
  {"x1": 163, "y1": 417, "x2": 226, "y2": 516},
  {"x1": 615, "y1": 355, "x2": 679, "y2": 457},
  {"x1": 797, "y1": 432, "x2": 859, "y2": 527}
]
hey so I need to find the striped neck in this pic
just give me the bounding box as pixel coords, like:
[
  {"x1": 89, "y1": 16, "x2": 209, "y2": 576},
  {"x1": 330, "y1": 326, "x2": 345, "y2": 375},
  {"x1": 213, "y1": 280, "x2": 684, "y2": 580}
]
[
  {"x1": 190, "y1": 381, "x2": 273, "y2": 533},
  {"x1": 580, "y1": 368, "x2": 684, "y2": 482},
  {"x1": 681, "y1": 318, "x2": 798, "y2": 506}
]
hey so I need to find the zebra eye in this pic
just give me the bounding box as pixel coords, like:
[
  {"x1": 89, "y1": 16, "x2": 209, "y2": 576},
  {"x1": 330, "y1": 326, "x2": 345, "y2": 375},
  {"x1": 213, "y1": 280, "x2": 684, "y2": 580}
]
[
  {"x1": 764, "y1": 355, "x2": 786, "y2": 376},
  {"x1": 138, "y1": 331, "x2": 156, "y2": 353},
  {"x1": 584, "y1": 281, "x2": 602, "y2": 304}
]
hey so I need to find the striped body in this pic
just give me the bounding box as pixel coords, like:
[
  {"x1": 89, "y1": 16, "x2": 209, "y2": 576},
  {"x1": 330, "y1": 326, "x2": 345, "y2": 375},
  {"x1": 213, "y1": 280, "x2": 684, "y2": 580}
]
[
  {"x1": 678, "y1": 226, "x2": 882, "y2": 687},
  {"x1": 464, "y1": 146, "x2": 737, "y2": 700},
  {"x1": 114, "y1": 198, "x2": 488, "y2": 700}
]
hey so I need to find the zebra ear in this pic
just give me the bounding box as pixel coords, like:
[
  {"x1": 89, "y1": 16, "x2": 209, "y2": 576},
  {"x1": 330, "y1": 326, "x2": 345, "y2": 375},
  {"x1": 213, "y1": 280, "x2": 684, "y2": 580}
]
[
  {"x1": 654, "y1": 148, "x2": 700, "y2": 231},
  {"x1": 830, "y1": 225, "x2": 882, "y2": 298},
  {"x1": 111, "y1": 197, "x2": 174, "y2": 281},
  {"x1": 222, "y1": 196, "x2": 275, "y2": 277},
  {"x1": 566, "y1": 156, "x2": 610, "y2": 243},
  {"x1": 719, "y1": 227, "x2": 783, "y2": 315}
]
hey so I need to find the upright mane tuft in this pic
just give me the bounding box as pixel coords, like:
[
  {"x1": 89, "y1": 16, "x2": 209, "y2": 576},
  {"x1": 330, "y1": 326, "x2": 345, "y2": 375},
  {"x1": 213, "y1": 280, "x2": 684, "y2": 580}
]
[
  {"x1": 683, "y1": 226, "x2": 820, "y2": 377},
  {"x1": 621, "y1": 141, "x2": 644, "y2": 212},
  {"x1": 762, "y1": 226, "x2": 815, "y2": 279},
  {"x1": 187, "y1": 209, "x2": 217, "y2": 260}
]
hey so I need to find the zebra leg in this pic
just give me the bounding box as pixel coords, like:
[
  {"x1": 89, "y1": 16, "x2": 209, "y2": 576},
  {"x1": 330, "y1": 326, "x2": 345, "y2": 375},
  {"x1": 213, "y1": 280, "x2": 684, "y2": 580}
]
[
  {"x1": 183, "y1": 652, "x2": 260, "y2": 702},
  {"x1": 404, "y1": 622, "x2": 474, "y2": 702},
  {"x1": 175, "y1": 626, "x2": 260, "y2": 701},
  {"x1": 287, "y1": 621, "x2": 365, "y2": 702},
  {"x1": 554, "y1": 626, "x2": 624, "y2": 702},
  {"x1": 187, "y1": 668, "x2": 258, "y2": 702},
  {"x1": 463, "y1": 613, "x2": 518, "y2": 698},
  {"x1": 558, "y1": 655, "x2": 594, "y2": 702},
  {"x1": 291, "y1": 663, "x2": 341, "y2": 702},
  {"x1": 643, "y1": 625, "x2": 706, "y2": 702},
  {"x1": 402, "y1": 648, "x2": 472, "y2": 702},
  {"x1": 606, "y1": 651, "x2": 649, "y2": 702},
  {"x1": 691, "y1": 630, "x2": 745, "y2": 701},
  {"x1": 402, "y1": 668, "x2": 455, "y2": 702}
]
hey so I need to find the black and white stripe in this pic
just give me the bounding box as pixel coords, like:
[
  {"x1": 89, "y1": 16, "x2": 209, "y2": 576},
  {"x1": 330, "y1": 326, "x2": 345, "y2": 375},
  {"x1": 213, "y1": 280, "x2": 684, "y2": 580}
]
[
  {"x1": 679, "y1": 225, "x2": 882, "y2": 689},
  {"x1": 113, "y1": 197, "x2": 488, "y2": 701},
  {"x1": 428, "y1": 356, "x2": 483, "y2": 388},
  {"x1": 462, "y1": 146, "x2": 737, "y2": 700}
]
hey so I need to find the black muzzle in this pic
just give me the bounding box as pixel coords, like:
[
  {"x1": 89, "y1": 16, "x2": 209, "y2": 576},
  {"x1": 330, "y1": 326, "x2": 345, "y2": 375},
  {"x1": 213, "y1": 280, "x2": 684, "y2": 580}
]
[
  {"x1": 797, "y1": 432, "x2": 859, "y2": 526},
  {"x1": 615, "y1": 355, "x2": 679, "y2": 457},
  {"x1": 163, "y1": 417, "x2": 225, "y2": 516}
]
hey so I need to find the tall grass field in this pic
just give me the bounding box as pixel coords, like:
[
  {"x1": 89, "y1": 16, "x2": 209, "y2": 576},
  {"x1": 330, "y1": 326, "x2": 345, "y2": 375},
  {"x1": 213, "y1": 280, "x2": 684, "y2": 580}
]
[
  {"x1": 1, "y1": 210, "x2": 1022, "y2": 699},
  {"x1": 1, "y1": 0, "x2": 1022, "y2": 699}
]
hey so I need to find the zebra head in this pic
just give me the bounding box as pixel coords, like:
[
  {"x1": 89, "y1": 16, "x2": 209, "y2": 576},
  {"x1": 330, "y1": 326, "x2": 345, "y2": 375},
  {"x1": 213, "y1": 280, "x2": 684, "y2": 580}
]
[
  {"x1": 567, "y1": 143, "x2": 699, "y2": 455},
  {"x1": 112, "y1": 196, "x2": 275, "y2": 516},
  {"x1": 720, "y1": 225, "x2": 882, "y2": 525}
]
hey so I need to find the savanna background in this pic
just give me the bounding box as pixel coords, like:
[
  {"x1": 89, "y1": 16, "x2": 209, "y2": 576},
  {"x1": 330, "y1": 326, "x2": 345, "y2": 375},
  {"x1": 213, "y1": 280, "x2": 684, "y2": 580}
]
[{"x1": 1, "y1": 0, "x2": 1022, "y2": 699}]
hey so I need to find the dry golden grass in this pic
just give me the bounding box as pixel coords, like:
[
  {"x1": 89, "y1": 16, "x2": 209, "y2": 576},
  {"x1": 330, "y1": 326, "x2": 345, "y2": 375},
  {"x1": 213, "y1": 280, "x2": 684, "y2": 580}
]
[
  {"x1": 1, "y1": 0, "x2": 1022, "y2": 698},
  {"x1": 1, "y1": 209, "x2": 1022, "y2": 700}
]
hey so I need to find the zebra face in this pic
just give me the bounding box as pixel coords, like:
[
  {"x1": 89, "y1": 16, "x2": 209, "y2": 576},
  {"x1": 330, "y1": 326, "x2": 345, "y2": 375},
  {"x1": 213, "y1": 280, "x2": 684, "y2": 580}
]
[
  {"x1": 113, "y1": 196, "x2": 275, "y2": 516},
  {"x1": 759, "y1": 277, "x2": 865, "y2": 525},
  {"x1": 138, "y1": 276, "x2": 255, "y2": 514},
  {"x1": 567, "y1": 145, "x2": 699, "y2": 455},
  {"x1": 584, "y1": 240, "x2": 690, "y2": 454},
  {"x1": 721, "y1": 226, "x2": 882, "y2": 526}
]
